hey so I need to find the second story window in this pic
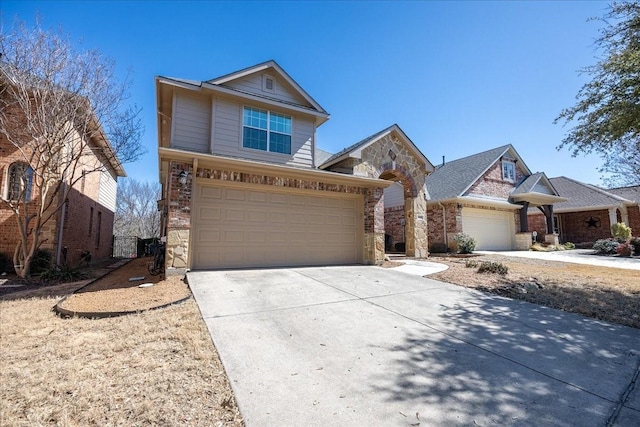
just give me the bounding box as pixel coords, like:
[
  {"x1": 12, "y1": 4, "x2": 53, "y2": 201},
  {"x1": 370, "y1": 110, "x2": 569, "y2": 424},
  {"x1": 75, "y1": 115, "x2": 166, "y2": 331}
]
[
  {"x1": 6, "y1": 162, "x2": 33, "y2": 201},
  {"x1": 243, "y1": 107, "x2": 292, "y2": 155},
  {"x1": 502, "y1": 160, "x2": 515, "y2": 182}
]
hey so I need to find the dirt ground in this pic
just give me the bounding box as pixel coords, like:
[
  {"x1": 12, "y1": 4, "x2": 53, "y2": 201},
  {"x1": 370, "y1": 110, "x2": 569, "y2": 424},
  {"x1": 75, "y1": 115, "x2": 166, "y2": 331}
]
[{"x1": 58, "y1": 257, "x2": 191, "y2": 314}]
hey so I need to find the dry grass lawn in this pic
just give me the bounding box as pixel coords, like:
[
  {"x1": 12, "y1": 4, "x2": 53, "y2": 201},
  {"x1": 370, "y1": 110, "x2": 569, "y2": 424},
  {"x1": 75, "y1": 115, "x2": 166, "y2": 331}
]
[
  {"x1": 431, "y1": 254, "x2": 640, "y2": 329},
  {"x1": 0, "y1": 296, "x2": 243, "y2": 426},
  {"x1": 1, "y1": 252, "x2": 638, "y2": 426}
]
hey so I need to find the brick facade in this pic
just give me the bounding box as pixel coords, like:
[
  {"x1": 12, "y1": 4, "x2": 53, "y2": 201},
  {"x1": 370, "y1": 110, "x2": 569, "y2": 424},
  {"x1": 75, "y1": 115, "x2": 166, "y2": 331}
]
[
  {"x1": 467, "y1": 161, "x2": 527, "y2": 199},
  {"x1": 384, "y1": 206, "x2": 405, "y2": 251},
  {"x1": 0, "y1": 124, "x2": 116, "y2": 267}
]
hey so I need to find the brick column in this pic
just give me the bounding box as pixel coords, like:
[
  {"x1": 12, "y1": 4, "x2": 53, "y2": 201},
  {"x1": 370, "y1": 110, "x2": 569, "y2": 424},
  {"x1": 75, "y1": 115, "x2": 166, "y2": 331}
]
[
  {"x1": 364, "y1": 187, "x2": 385, "y2": 264},
  {"x1": 166, "y1": 162, "x2": 193, "y2": 275}
]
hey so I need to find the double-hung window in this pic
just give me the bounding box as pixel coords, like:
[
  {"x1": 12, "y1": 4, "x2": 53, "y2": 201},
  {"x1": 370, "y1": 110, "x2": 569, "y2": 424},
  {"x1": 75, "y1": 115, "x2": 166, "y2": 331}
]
[
  {"x1": 242, "y1": 107, "x2": 292, "y2": 155},
  {"x1": 502, "y1": 160, "x2": 515, "y2": 182}
]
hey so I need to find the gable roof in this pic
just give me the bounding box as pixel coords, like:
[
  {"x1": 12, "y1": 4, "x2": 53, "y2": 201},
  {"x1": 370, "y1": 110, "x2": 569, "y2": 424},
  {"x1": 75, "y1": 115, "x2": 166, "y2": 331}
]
[
  {"x1": 425, "y1": 144, "x2": 527, "y2": 200},
  {"x1": 207, "y1": 60, "x2": 328, "y2": 115},
  {"x1": 0, "y1": 61, "x2": 126, "y2": 177},
  {"x1": 156, "y1": 60, "x2": 330, "y2": 126},
  {"x1": 318, "y1": 124, "x2": 435, "y2": 172},
  {"x1": 548, "y1": 177, "x2": 637, "y2": 211}
]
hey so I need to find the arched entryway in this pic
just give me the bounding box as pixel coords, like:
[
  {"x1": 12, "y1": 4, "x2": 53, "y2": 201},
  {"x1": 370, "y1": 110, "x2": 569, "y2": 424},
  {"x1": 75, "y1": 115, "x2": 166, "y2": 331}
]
[
  {"x1": 379, "y1": 165, "x2": 417, "y2": 256},
  {"x1": 318, "y1": 124, "x2": 434, "y2": 263}
]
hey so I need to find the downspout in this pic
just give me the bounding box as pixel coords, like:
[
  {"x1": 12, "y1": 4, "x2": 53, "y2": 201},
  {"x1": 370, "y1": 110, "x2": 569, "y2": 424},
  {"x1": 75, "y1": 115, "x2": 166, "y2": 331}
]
[
  {"x1": 438, "y1": 202, "x2": 447, "y2": 249},
  {"x1": 55, "y1": 182, "x2": 67, "y2": 266}
]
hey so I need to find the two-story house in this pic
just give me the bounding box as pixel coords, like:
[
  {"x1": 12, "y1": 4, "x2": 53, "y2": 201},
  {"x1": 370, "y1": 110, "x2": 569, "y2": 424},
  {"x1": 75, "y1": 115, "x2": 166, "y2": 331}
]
[
  {"x1": 156, "y1": 61, "x2": 435, "y2": 272},
  {"x1": 0, "y1": 64, "x2": 125, "y2": 269}
]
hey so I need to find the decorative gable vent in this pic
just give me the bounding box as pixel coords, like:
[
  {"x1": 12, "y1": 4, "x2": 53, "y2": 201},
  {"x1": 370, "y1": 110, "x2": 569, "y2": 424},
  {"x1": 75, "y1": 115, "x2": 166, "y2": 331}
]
[{"x1": 263, "y1": 74, "x2": 275, "y2": 93}]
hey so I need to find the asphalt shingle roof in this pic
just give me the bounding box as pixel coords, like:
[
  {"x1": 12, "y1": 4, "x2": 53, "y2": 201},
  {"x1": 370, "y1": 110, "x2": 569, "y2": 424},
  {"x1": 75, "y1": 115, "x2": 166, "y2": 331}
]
[
  {"x1": 608, "y1": 186, "x2": 640, "y2": 203},
  {"x1": 425, "y1": 145, "x2": 511, "y2": 200},
  {"x1": 549, "y1": 177, "x2": 626, "y2": 209}
]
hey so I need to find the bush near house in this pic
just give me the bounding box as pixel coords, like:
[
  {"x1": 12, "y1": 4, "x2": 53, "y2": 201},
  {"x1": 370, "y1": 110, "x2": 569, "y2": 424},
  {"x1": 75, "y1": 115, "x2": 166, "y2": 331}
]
[
  {"x1": 630, "y1": 238, "x2": 640, "y2": 256},
  {"x1": 617, "y1": 242, "x2": 633, "y2": 257},
  {"x1": 0, "y1": 252, "x2": 11, "y2": 274},
  {"x1": 452, "y1": 233, "x2": 476, "y2": 254},
  {"x1": 593, "y1": 239, "x2": 620, "y2": 255},
  {"x1": 611, "y1": 223, "x2": 632, "y2": 240}
]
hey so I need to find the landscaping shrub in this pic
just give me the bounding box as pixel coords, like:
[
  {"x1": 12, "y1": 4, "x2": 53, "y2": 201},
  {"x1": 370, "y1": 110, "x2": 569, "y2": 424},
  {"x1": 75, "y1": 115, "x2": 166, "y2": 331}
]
[
  {"x1": 630, "y1": 237, "x2": 640, "y2": 256},
  {"x1": 40, "y1": 264, "x2": 88, "y2": 282},
  {"x1": 452, "y1": 233, "x2": 476, "y2": 254},
  {"x1": 30, "y1": 249, "x2": 53, "y2": 275},
  {"x1": 0, "y1": 252, "x2": 11, "y2": 274},
  {"x1": 616, "y1": 243, "x2": 632, "y2": 257},
  {"x1": 464, "y1": 260, "x2": 478, "y2": 268},
  {"x1": 611, "y1": 222, "x2": 632, "y2": 240},
  {"x1": 477, "y1": 261, "x2": 508, "y2": 275},
  {"x1": 592, "y1": 239, "x2": 620, "y2": 255},
  {"x1": 563, "y1": 242, "x2": 575, "y2": 250}
]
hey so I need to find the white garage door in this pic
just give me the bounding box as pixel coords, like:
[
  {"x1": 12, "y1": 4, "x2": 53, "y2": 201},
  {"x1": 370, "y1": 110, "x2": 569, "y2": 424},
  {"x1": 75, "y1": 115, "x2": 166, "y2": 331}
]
[
  {"x1": 192, "y1": 181, "x2": 363, "y2": 269},
  {"x1": 461, "y1": 208, "x2": 515, "y2": 250}
]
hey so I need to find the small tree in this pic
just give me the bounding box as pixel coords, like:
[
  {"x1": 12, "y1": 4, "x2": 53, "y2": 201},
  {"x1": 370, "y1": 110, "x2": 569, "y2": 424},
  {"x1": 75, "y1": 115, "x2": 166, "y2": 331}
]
[
  {"x1": 114, "y1": 179, "x2": 161, "y2": 239},
  {"x1": 0, "y1": 18, "x2": 144, "y2": 277}
]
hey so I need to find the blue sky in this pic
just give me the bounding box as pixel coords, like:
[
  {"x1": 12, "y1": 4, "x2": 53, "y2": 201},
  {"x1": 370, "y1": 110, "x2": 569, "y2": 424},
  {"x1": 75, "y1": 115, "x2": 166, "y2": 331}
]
[{"x1": 2, "y1": 1, "x2": 611, "y2": 185}]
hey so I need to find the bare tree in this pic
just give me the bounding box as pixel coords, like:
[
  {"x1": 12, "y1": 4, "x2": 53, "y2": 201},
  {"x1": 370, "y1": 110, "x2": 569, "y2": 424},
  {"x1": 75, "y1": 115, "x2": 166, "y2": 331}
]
[
  {"x1": 0, "y1": 18, "x2": 144, "y2": 277},
  {"x1": 114, "y1": 179, "x2": 161, "y2": 239}
]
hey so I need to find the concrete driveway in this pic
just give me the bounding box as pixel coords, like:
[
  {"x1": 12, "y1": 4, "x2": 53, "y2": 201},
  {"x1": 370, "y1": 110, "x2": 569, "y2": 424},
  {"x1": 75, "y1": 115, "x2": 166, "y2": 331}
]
[{"x1": 188, "y1": 265, "x2": 640, "y2": 426}]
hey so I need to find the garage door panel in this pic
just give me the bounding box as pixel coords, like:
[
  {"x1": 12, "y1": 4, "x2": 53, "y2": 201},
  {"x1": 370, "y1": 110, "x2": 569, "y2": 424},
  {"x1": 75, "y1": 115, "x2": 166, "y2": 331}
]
[
  {"x1": 461, "y1": 208, "x2": 514, "y2": 251},
  {"x1": 193, "y1": 182, "x2": 362, "y2": 269}
]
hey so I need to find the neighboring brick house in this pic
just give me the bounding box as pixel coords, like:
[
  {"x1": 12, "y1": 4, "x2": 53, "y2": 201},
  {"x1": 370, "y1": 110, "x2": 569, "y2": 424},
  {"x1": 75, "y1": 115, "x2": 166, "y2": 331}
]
[
  {"x1": 527, "y1": 177, "x2": 640, "y2": 245},
  {"x1": 0, "y1": 79, "x2": 125, "y2": 268},
  {"x1": 425, "y1": 145, "x2": 565, "y2": 252},
  {"x1": 156, "y1": 61, "x2": 435, "y2": 272}
]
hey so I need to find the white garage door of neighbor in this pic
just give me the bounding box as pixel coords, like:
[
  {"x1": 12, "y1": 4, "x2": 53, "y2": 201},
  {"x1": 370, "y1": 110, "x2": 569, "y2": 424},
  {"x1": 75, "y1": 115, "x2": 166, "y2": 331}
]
[
  {"x1": 461, "y1": 208, "x2": 515, "y2": 251},
  {"x1": 192, "y1": 182, "x2": 363, "y2": 269}
]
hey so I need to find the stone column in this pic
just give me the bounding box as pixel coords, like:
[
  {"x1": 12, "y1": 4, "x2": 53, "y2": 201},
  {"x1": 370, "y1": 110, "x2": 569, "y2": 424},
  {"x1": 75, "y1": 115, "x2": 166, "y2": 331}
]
[
  {"x1": 405, "y1": 195, "x2": 429, "y2": 258},
  {"x1": 364, "y1": 187, "x2": 385, "y2": 264},
  {"x1": 166, "y1": 162, "x2": 193, "y2": 276},
  {"x1": 519, "y1": 201, "x2": 529, "y2": 232}
]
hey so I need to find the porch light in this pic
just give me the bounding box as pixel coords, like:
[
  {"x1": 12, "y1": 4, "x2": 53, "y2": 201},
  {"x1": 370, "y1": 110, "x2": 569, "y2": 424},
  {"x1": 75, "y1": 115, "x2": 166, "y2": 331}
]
[{"x1": 178, "y1": 170, "x2": 188, "y2": 186}]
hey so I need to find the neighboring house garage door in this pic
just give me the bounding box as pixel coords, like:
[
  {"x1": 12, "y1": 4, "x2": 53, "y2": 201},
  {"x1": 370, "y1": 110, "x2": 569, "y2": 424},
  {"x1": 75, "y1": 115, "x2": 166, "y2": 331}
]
[
  {"x1": 461, "y1": 208, "x2": 515, "y2": 251},
  {"x1": 192, "y1": 181, "x2": 363, "y2": 269}
]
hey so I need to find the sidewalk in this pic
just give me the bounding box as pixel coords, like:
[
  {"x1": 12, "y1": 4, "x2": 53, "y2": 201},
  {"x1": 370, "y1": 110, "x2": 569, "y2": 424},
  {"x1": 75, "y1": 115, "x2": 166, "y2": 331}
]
[{"x1": 476, "y1": 249, "x2": 640, "y2": 270}]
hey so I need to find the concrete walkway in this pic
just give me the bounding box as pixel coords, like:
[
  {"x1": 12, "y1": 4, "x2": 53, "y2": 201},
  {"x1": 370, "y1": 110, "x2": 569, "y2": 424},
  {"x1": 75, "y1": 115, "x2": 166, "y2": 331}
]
[
  {"x1": 188, "y1": 265, "x2": 640, "y2": 426},
  {"x1": 477, "y1": 249, "x2": 640, "y2": 270}
]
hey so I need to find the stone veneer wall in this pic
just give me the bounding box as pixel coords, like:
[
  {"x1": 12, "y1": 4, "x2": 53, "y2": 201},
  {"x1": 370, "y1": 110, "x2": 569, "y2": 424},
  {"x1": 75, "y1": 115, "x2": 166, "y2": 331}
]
[{"x1": 339, "y1": 132, "x2": 429, "y2": 257}]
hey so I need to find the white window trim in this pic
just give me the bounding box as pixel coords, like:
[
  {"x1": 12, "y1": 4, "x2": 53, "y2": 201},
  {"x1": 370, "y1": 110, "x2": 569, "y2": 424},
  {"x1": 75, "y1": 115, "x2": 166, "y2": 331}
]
[
  {"x1": 4, "y1": 162, "x2": 33, "y2": 202},
  {"x1": 502, "y1": 160, "x2": 515, "y2": 182},
  {"x1": 241, "y1": 106, "x2": 293, "y2": 155}
]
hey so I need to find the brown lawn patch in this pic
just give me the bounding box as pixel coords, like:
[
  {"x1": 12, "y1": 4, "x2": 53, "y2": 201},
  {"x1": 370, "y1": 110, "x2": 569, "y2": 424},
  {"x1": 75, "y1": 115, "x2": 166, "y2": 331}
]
[
  {"x1": 431, "y1": 254, "x2": 640, "y2": 329},
  {"x1": 0, "y1": 257, "x2": 243, "y2": 426}
]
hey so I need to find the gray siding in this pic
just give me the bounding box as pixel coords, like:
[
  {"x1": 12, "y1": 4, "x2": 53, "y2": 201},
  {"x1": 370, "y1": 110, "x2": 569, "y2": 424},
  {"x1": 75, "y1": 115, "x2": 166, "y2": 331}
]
[
  {"x1": 172, "y1": 92, "x2": 210, "y2": 152},
  {"x1": 224, "y1": 73, "x2": 311, "y2": 108},
  {"x1": 98, "y1": 168, "x2": 117, "y2": 212},
  {"x1": 211, "y1": 97, "x2": 314, "y2": 168},
  {"x1": 384, "y1": 182, "x2": 404, "y2": 208}
]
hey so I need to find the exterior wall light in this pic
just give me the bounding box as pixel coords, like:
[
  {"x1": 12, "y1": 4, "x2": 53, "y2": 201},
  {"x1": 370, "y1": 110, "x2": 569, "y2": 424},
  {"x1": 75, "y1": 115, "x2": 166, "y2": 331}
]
[{"x1": 178, "y1": 170, "x2": 188, "y2": 186}]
